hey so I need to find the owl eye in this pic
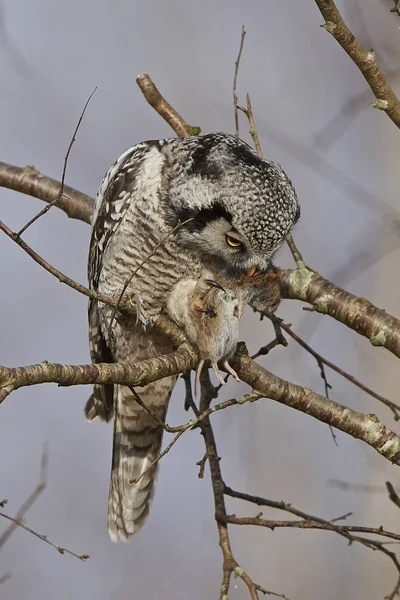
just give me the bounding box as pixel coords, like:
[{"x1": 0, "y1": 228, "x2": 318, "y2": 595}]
[{"x1": 226, "y1": 234, "x2": 242, "y2": 248}]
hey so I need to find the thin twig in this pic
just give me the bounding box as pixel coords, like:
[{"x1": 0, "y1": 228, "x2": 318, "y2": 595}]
[
  {"x1": 251, "y1": 313, "x2": 287, "y2": 359},
  {"x1": 0, "y1": 511, "x2": 89, "y2": 561},
  {"x1": 17, "y1": 88, "x2": 97, "y2": 237},
  {"x1": 281, "y1": 322, "x2": 400, "y2": 420},
  {"x1": 238, "y1": 96, "x2": 305, "y2": 268},
  {"x1": 0, "y1": 218, "x2": 134, "y2": 313},
  {"x1": 285, "y1": 232, "x2": 306, "y2": 269},
  {"x1": 233, "y1": 25, "x2": 246, "y2": 137},
  {"x1": 0, "y1": 447, "x2": 47, "y2": 549},
  {"x1": 0, "y1": 448, "x2": 88, "y2": 561},
  {"x1": 108, "y1": 217, "x2": 193, "y2": 336},
  {"x1": 130, "y1": 429, "x2": 186, "y2": 484},
  {"x1": 196, "y1": 452, "x2": 208, "y2": 479},
  {"x1": 386, "y1": 482, "x2": 400, "y2": 509},
  {"x1": 223, "y1": 485, "x2": 400, "y2": 599}
]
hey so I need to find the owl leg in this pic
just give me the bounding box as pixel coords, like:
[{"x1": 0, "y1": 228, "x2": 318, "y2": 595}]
[
  {"x1": 223, "y1": 360, "x2": 241, "y2": 383},
  {"x1": 195, "y1": 359, "x2": 205, "y2": 397}
]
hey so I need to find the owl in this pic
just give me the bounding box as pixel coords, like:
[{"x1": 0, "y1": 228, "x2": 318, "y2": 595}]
[{"x1": 86, "y1": 132, "x2": 300, "y2": 542}]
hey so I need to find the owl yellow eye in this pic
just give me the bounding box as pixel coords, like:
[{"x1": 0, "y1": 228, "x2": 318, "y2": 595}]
[{"x1": 226, "y1": 234, "x2": 242, "y2": 248}]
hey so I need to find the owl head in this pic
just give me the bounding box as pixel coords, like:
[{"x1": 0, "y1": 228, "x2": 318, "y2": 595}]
[{"x1": 160, "y1": 132, "x2": 300, "y2": 277}]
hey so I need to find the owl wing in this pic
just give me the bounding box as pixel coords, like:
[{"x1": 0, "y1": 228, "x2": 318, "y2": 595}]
[{"x1": 85, "y1": 144, "x2": 152, "y2": 422}]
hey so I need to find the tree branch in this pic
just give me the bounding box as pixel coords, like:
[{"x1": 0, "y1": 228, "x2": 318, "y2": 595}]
[
  {"x1": 136, "y1": 74, "x2": 200, "y2": 137},
  {"x1": 279, "y1": 267, "x2": 400, "y2": 359},
  {"x1": 0, "y1": 162, "x2": 94, "y2": 224},
  {"x1": 314, "y1": 0, "x2": 400, "y2": 128},
  {"x1": 2, "y1": 350, "x2": 400, "y2": 467}
]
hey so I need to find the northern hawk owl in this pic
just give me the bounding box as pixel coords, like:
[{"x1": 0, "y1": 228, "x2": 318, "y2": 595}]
[{"x1": 86, "y1": 132, "x2": 299, "y2": 542}]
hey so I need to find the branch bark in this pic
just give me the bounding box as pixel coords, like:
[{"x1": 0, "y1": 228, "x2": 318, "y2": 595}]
[
  {"x1": 279, "y1": 267, "x2": 400, "y2": 359},
  {"x1": 2, "y1": 349, "x2": 400, "y2": 466},
  {"x1": 0, "y1": 161, "x2": 94, "y2": 224},
  {"x1": 314, "y1": 0, "x2": 400, "y2": 128}
]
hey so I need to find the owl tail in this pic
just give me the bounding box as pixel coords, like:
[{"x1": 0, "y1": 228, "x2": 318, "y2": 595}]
[{"x1": 108, "y1": 378, "x2": 176, "y2": 542}]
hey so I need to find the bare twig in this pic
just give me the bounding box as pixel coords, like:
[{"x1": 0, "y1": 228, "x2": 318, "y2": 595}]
[
  {"x1": 314, "y1": 0, "x2": 400, "y2": 128},
  {"x1": 108, "y1": 217, "x2": 193, "y2": 336},
  {"x1": 386, "y1": 482, "x2": 400, "y2": 509},
  {"x1": 130, "y1": 428, "x2": 186, "y2": 484},
  {"x1": 233, "y1": 25, "x2": 246, "y2": 137},
  {"x1": 281, "y1": 322, "x2": 400, "y2": 420},
  {"x1": 0, "y1": 448, "x2": 88, "y2": 562},
  {"x1": 16, "y1": 88, "x2": 97, "y2": 237},
  {"x1": 196, "y1": 452, "x2": 208, "y2": 479},
  {"x1": 285, "y1": 232, "x2": 306, "y2": 269},
  {"x1": 0, "y1": 448, "x2": 47, "y2": 549},
  {"x1": 136, "y1": 74, "x2": 200, "y2": 137},
  {"x1": 0, "y1": 218, "x2": 135, "y2": 313},
  {"x1": 238, "y1": 95, "x2": 305, "y2": 268},
  {"x1": 223, "y1": 486, "x2": 400, "y2": 599},
  {"x1": 0, "y1": 217, "x2": 189, "y2": 350},
  {"x1": 251, "y1": 313, "x2": 287, "y2": 359},
  {"x1": 0, "y1": 510, "x2": 89, "y2": 561},
  {"x1": 237, "y1": 93, "x2": 263, "y2": 156}
]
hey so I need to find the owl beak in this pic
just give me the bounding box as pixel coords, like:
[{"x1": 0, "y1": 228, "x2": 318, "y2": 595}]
[{"x1": 247, "y1": 266, "x2": 257, "y2": 277}]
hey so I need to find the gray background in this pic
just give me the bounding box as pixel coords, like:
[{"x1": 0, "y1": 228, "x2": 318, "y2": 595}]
[{"x1": 1, "y1": 1, "x2": 400, "y2": 598}]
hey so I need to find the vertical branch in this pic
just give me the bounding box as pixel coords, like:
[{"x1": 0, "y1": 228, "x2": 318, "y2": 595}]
[{"x1": 233, "y1": 26, "x2": 246, "y2": 137}]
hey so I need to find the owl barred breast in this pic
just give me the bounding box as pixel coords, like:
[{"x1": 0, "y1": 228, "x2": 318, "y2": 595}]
[{"x1": 87, "y1": 132, "x2": 300, "y2": 542}]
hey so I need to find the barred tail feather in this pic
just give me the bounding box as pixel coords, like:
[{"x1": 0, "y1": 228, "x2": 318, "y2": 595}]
[
  {"x1": 84, "y1": 385, "x2": 114, "y2": 422},
  {"x1": 107, "y1": 379, "x2": 175, "y2": 542}
]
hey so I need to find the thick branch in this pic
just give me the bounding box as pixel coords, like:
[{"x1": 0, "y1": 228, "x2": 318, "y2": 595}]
[
  {"x1": 0, "y1": 162, "x2": 94, "y2": 224},
  {"x1": 315, "y1": 0, "x2": 400, "y2": 128},
  {"x1": 0, "y1": 344, "x2": 197, "y2": 403},
  {"x1": 234, "y1": 354, "x2": 400, "y2": 466},
  {"x1": 2, "y1": 350, "x2": 400, "y2": 467},
  {"x1": 279, "y1": 267, "x2": 400, "y2": 359}
]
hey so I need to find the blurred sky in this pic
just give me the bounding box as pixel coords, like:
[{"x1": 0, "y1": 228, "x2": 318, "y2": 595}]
[{"x1": 1, "y1": 1, "x2": 400, "y2": 599}]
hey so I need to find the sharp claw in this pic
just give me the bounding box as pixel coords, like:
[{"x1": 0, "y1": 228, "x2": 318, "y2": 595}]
[{"x1": 204, "y1": 279, "x2": 226, "y2": 293}]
